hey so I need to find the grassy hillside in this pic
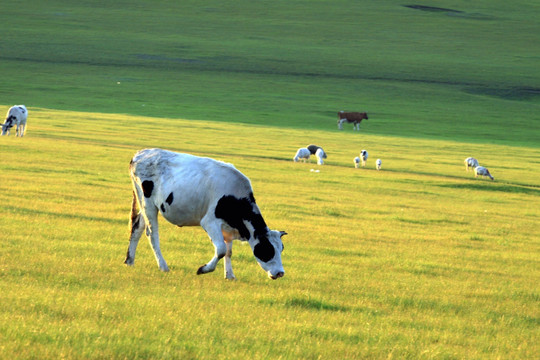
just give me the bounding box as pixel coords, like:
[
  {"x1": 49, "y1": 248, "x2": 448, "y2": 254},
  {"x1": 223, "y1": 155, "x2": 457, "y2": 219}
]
[
  {"x1": 0, "y1": 108, "x2": 538, "y2": 359},
  {"x1": 1, "y1": 0, "x2": 540, "y2": 145}
]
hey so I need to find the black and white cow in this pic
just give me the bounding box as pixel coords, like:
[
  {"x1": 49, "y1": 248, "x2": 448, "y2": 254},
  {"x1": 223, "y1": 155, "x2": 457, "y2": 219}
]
[
  {"x1": 1, "y1": 105, "x2": 28, "y2": 137},
  {"x1": 125, "y1": 148, "x2": 286, "y2": 280}
]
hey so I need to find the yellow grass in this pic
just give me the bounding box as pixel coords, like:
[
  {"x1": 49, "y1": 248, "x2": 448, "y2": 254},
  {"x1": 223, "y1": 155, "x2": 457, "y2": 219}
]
[{"x1": 1, "y1": 107, "x2": 539, "y2": 359}]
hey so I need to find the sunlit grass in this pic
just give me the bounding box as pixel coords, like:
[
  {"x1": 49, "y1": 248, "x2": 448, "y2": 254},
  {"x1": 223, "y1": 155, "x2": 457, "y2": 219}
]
[{"x1": 0, "y1": 108, "x2": 538, "y2": 359}]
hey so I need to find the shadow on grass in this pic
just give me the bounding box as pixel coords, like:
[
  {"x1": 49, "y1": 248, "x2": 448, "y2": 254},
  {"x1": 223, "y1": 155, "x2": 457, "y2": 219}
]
[
  {"x1": 4, "y1": 205, "x2": 124, "y2": 224},
  {"x1": 437, "y1": 182, "x2": 540, "y2": 196},
  {"x1": 260, "y1": 297, "x2": 350, "y2": 312}
]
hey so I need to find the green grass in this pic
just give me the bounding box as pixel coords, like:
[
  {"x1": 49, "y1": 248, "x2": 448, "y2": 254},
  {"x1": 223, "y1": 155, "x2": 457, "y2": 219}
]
[
  {"x1": 2, "y1": 0, "x2": 540, "y2": 145},
  {"x1": 1, "y1": 0, "x2": 540, "y2": 358},
  {"x1": 0, "y1": 109, "x2": 539, "y2": 359}
]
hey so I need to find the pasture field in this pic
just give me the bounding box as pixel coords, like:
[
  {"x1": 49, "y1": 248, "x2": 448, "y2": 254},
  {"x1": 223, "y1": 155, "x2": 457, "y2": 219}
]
[
  {"x1": 1, "y1": 0, "x2": 540, "y2": 358},
  {"x1": 0, "y1": 108, "x2": 539, "y2": 359},
  {"x1": 2, "y1": 0, "x2": 540, "y2": 146}
]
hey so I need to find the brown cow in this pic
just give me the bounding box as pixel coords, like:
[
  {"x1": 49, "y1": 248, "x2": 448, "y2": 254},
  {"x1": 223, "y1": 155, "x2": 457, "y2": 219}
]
[{"x1": 337, "y1": 111, "x2": 368, "y2": 130}]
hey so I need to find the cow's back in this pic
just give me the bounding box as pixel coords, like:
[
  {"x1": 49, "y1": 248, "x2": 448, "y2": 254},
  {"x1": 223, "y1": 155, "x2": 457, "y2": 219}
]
[
  {"x1": 7, "y1": 105, "x2": 27, "y2": 122},
  {"x1": 130, "y1": 149, "x2": 253, "y2": 226}
]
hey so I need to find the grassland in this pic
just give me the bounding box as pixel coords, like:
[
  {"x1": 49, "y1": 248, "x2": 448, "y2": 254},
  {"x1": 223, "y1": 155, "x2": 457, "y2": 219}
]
[
  {"x1": 1, "y1": 109, "x2": 538, "y2": 359},
  {"x1": 1, "y1": 0, "x2": 540, "y2": 359}
]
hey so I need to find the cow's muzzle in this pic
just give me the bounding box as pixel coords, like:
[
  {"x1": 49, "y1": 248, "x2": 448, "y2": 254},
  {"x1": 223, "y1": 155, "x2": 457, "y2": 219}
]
[{"x1": 269, "y1": 271, "x2": 284, "y2": 280}]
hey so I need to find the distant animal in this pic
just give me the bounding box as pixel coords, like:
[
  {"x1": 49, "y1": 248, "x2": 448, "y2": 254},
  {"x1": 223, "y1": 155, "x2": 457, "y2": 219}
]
[
  {"x1": 360, "y1": 150, "x2": 369, "y2": 167},
  {"x1": 337, "y1": 111, "x2": 368, "y2": 130},
  {"x1": 1, "y1": 105, "x2": 28, "y2": 137},
  {"x1": 125, "y1": 148, "x2": 286, "y2": 280},
  {"x1": 294, "y1": 148, "x2": 311, "y2": 162},
  {"x1": 474, "y1": 166, "x2": 494, "y2": 180},
  {"x1": 307, "y1": 144, "x2": 322, "y2": 155},
  {"x1": 315, "y1": 148, "x2": 327, "y2": 165},
  {"x1": 376, "y1": 159, "x2": 382, "y2": 170},
  {"x1": 464, "y1": 157, "x2": 479, "y2": 171},
  {"x1": 353, "y1": 157, "x2": 360, "y2": 168}
]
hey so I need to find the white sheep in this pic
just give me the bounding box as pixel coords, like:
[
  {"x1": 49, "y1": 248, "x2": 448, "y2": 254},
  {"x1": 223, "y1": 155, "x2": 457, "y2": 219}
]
[
  {"x1": 360, "y1": 150, "x2": 369, "y2": 167},
  {"x1": 353, "y1": 157, "x2": 360, "y2": 168},
  {"x1": 464, "y1": 157, "x2": 479, "y2": 171},
  {"x1": 474, "y1": 166, "x2": 494, "y2": 180},
  {"x1": 293, "y1": 148, "x2": 311, "y2": 163},
  {"x1": 376, "y1": 159, "x2": 382, "y2": 170},
  {"x1": 315, "y1": 148, "x2": 327, "y2": 165}
]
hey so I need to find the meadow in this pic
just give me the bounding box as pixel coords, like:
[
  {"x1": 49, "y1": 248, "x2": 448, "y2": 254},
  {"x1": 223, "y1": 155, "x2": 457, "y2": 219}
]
[{"x1": 1, "y1": 0, "x2": 540, "y2": 359}]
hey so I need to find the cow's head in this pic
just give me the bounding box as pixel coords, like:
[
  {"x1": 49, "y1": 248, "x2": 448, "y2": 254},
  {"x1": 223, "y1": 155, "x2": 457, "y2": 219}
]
[
  {"x1": 252, "y1": 230, "x2": 286, "y2": 279},
  {"x1": 1, "y1": 118, "x2": 14, "y2": 136}
]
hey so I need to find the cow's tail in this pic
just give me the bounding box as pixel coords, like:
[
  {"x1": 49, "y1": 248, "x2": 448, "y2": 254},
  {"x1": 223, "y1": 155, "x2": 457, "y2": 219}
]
[
  {"x1": 129, "y1": 190, "x2": 139, "y2": 231},
  {"x1": 128, "y1": 159, "x2": 141, "y2": 233}
]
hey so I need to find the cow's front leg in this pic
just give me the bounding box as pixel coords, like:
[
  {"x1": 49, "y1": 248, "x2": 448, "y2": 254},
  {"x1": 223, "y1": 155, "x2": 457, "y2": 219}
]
[
  {"x1": 223, "y1": 240, "x2": 236, "y2": 280},
  {"x1": 198, "y1": 220, "x2": 226, "y2": 275}
]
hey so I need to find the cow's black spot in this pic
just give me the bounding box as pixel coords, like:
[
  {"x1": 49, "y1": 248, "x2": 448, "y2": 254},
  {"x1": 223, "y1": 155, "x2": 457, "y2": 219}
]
[
  {"x1": 215, "y1": 193, "x2": 268, "y2": 235},
  {"x1": 166, "y1": 192, "x2": 174, "y2": 205},
  {"x1": 254, "y1": 240, "x2": 275, "y2": 262},
  {"x1": 215, "y1": 194, "x2": 275, "y2": 262},
  {"x1": 142, "y1": 180, "x2": 154, "y2": 198},
  {"x1": 160, "y1": 203, "x2": 166, "y2": 213}
]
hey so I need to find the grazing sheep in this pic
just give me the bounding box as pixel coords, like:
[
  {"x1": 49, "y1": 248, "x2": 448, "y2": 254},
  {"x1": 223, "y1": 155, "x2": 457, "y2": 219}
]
[
  {"x1": 474, "y1": 166, "x2": 494, "y2": 180},
  {"x1": 315, "y1": 148, "x2": 327, "y2": 165},
  {"x1": 1, "y1": 105, "x2": 28, "y2": 137},
  {"x1": 307, "y1": 144, "x2": 322, "y2": 155},
  {"x1": 464, "y1": 157, "x2": 479, "y2": 171},
  {"x1": 353, "y1": 157, "x2": 360, "y2": 168},
  {"x1": 360, "y1": 150, "x2": 369, "y2": 167},
  {"x1": 294, "y1": 148, "x2": 311, "y2": 163},
  {"x1": 376, "y1": 159, "x2": 382, "y2": 170}
]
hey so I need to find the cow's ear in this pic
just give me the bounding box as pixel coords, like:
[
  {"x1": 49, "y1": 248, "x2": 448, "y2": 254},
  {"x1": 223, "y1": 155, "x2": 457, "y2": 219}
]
[{"x1": 279, "y1": 231, "x2": 287, "y2": 238}]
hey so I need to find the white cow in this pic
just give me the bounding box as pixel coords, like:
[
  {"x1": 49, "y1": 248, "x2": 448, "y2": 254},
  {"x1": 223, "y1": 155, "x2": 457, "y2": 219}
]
[
  {"x1": 294, "y1": 147, "x2": 311, "y2": 162},
  {"x1": 315, "y1": 148, "x2": 327, "y2": 165},
  {"x1": 1, "y1": 105, "x2": 28, "y2": 137},
  {"x1": 474, "y1": 166, "x2": 494, "y2": 180},
  {"x1": 353, "y1": 157, "x2": 360, "y2": 168},
  {"x1": 376, "y1": 159, "x2": 382, "y2": 170},
  {"x1": 360, "y1": 150, "x2": 369, "y2": 167},
  {"x1": 464, "y1": 157, "x2": 479, "y2": 171},
  {"x1": 125, "y1": 149, "x2": 286, "y2": 280}
]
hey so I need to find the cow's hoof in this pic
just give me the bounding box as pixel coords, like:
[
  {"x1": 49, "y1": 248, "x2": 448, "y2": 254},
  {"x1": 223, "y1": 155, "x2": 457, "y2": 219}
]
[{"x1": 197, "y1": 265, "x2": 206, "y2": 275}]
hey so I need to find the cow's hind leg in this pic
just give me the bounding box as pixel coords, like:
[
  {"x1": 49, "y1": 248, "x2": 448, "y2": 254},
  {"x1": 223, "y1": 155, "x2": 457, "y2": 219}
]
[
  {"x1": 125, "y1": 191, "x2": 145, "y2": 266},
  {"x1": 198, "y1": 219, "x2": 226, "y2": 275},
  {"x1": 144, "y1": 205, "x2": 169, "y2": 272}
]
